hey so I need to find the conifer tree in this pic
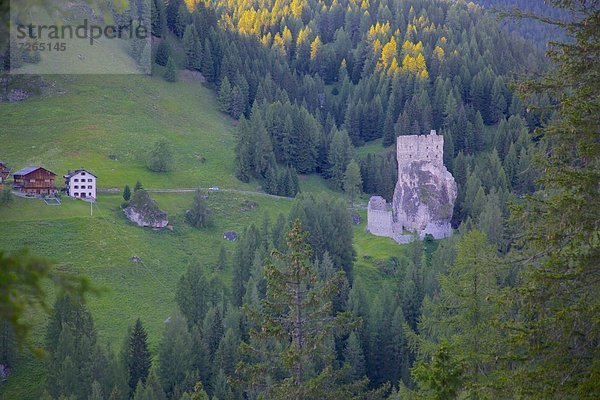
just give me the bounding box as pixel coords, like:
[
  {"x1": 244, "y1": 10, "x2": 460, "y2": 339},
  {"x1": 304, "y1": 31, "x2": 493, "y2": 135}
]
[
  {"x1": 404, "y1": 340, "x2": 463, "y2": 400},
  {"x1": 155, "y1": 40, "x2": 171, "y2": 66},
  {"x1": 231, "y1": 224, "x2": 261, "y2": 307},
  {"x1": 478, "y1": 190, "x2": 504, "y2": 249},
  {"x1": 186, "y1": 189, "x2": 212, "y2": 229},
  {"x1": 412, "y1": 230, "x2": 505, "y2": 398},
  {"x1": 89, "y1": 380, "x2": 103, "y2": 400},
  {"x1": 288, "y1": 167, "x2": 300, "y2": 197},
  {"x1": 507, "y1": 1, "x2": 600, "y2": 396},
  {"x1": 263, "y1": 164, "x2": 279, "y2": 195},
  {"x1": 158, "y1": 311, "x2": 193, "y2": 397},
  {"x1": 251, "y1": 112, "x2": 273, "y2": 177},
  {"x1": 127, "y1": 319, "x2": 152, "y2": 393},
  {"x1": 217, "y1": 76, "x2": 232, "y2": 114},
  {"x1": 343, "y1": 159, "x2": 362, "y2": 206},
  {"x1": 201, "y1": 39, "x2": 215, "y2": 82},
  {"x1": 164, "y1": 56, "x2": 177, "y2": 82},
  {"x1": 328, "y1": 129, "x2": 353, "y2": 189},
  {"x1": 182, "y1": 24, "x2": 202, "y2": 71},
  {"x1": 132, "y1": 379, "x2": 146, "y2": 400},
  {"x1": 123, "y1": 185, "x2": 131, "y2": 202},
  {"x1": 45, "y1": 295, "x2": 102, "y2": 399},
  {"x1": 215, "y1": 246, "x2": 227, "y2": 272},
  {"x1": 174, "y1": 3, "x2": 190, "y2": 38},
  {"x1": 234, "y1": 116, "x2": 254, "y2": 182},
  {"x1": 382, "y1": 112, "x2": 396, "y2": 147},
  {"x1": 343, "y1": 331, "x2": 366, "y2": 381},
  {"x1": 237, "y1": 220, "x2": 357, "y2": 399},
  {"x1": 151, "y1": 0, "x2": 166, "y2": 38},
  {"x1": 229, "y1": 86, "x2": 245, "y2": 119},
  {"x1": 271, "y1": 213, "x2": 287, "y2": 252}
]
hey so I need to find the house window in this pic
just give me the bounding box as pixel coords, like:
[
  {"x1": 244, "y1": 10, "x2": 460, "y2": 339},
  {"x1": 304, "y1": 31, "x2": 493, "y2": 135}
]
[
  {"x1": 74, "y1": 179, "x2": 79, "y2": 182},
  {"x1": 88, "y1": 179, "x2": 92, "y2": 182},
  {"x1": 74, "y1": 193, "x2": 79, "y2": 196},
  {"x1": 81, "y1": 172, "x2": 86, "y2": 175},
  {"x1": 44, "y1": 179, "x2": 50, "y2": 182},
  {"x1": 74, "y1": 185, "x2": 79, "y2": 189},
  {"x1": 88, "y1": 193, "x2": 92, "y2": 197},
  {"x1": 88, "y1": 186, "x2": 92, "y2": 189},
  {"x1": 30, "y1": 179, "x2": 35, "y2": 182}
]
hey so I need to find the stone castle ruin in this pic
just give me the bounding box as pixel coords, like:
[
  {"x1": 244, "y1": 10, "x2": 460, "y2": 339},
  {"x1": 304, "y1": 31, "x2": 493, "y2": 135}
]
[{"x1": 367, "y1": 130, "x2": 457, "y2": 244}]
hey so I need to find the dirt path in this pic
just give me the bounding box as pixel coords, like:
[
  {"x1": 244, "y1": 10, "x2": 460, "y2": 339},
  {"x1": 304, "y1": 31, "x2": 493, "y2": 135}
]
[{"x1": 97, "y1": 187, "x2": 293, "y2": 200}]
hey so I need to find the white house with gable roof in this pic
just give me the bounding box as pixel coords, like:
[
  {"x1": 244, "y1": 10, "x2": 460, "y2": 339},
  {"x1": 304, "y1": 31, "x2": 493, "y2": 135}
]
[{"x1": 64, "y1": 168, "x2": 97, "y2": 200}]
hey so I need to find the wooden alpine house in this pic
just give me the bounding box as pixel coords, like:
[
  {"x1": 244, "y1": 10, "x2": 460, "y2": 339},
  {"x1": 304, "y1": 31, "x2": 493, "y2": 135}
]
[{"x1": 12, "y1": 166, "x2": 58, "y2": 196}]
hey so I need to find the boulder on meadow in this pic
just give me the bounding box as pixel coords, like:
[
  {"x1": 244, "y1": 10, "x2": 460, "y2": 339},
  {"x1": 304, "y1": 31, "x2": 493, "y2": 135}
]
[{"x1": 123, "y1": 189, "x2": 168, "y2": 228}]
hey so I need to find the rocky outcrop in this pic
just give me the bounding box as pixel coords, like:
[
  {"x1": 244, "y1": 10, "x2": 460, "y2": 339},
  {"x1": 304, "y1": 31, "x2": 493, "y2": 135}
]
[
  {"x1": 124, "y1": 189, "x2": 168, "y2": 228},
  {"x1": 393, "y1": 159, "x2": 456, "y2": 239}
]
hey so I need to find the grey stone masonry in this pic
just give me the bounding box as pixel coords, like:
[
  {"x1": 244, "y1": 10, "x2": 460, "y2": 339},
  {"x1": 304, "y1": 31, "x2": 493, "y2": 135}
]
[{"x1": 367, "y1": 130, "x2": 457, "y2": 243}]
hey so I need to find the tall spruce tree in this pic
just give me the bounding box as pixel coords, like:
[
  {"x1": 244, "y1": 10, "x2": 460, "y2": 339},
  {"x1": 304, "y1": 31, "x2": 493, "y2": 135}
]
[
  {"x1": 158, "y1": 311, "x2": 193, "y2": 397},
  {"x1": 328, "y1": 129, "x2": 353, "y2": 189},
  {"x1": 182, "y1": 24, "x2": 202, "y2": 71},
  {"x1": 237, "y1": 220, "x2": 363, "y2": 399},
  {"x1": 217, "y1": 76, "x2": 232, "y2": 114},
  {"x1": 185, "y1": 189, "x2": 212, "y2": 229},
  {"x1": 343, "y1": 159, "x2": 362, "y2": 206},
  {"x1": 127, "y1": 319, "x2": 152, "y2": 393},
  {"x1": 343, "y1": 331, "x2": 366, "y2": 381},
  {"x1": 507, "y1": 1, "x2": 600, "y2": 397},
  {"x1": 164, "y1": 56, "x2": 177, "y2": 82},
  {"x1": 201, "y1": 39, "x2": 215, "y2": 82},
  {"x1": 123, "y1": 185, "x2": 131, "y2": 202},
  {"x1": 155, "y1": 40, "x2": 171, "y2": 66},
  {"x1": 45, "y1": 295, "x2": 104, "y2": 399},
  {"x1": 410, "y1": 230, "x2": 506, "y2": 398},
  {"x1": 151, "y1": 0, "x2": 166, "y2": 37}
]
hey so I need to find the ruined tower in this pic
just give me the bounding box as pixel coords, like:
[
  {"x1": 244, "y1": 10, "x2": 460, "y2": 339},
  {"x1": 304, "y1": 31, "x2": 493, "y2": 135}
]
[{"x1": 367, "y1": 130, "x2": 457, "y2": 243}]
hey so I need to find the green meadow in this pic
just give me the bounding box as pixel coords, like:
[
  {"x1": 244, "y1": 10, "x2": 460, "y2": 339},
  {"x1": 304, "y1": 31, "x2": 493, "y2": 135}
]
[{"x1": 0, "y1": 74, "x2": 242, "y2": 189}]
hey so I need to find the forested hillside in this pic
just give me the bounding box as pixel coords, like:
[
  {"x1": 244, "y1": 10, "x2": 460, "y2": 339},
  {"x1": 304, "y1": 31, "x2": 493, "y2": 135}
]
[
  {"x1": 473, "y1": 0, "x2": 567, "y2": 46},
  {"x1": 152, "y1": 0, "x2": 547, "y2": 226},
  {"x1": 1, "y1": 0, "x2": 598, "y2": 399}
]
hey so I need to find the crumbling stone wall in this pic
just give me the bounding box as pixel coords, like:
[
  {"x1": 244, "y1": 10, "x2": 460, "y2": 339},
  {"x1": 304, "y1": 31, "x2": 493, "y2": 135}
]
[
  {"x1": 397, "y1": 130, "x2": 444, "y2": 170},
  {"x1": 367, "y1": 196, "x2": 393, "y2": 237}
]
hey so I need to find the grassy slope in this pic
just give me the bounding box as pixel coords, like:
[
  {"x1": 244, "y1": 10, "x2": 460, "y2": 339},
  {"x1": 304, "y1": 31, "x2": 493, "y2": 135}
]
[
  {"x1": 0, "y1": 192, "x2": 293, "y2": 398},
  {"x1": 0, "y1": 75, "x2": 401, "y2": 399},
  {"x1": 0, "y1": 74, "x2": 243, "y2": 189},
  {"x1": 355, "y1": 138, "x2": 394, "y2": 157}
]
